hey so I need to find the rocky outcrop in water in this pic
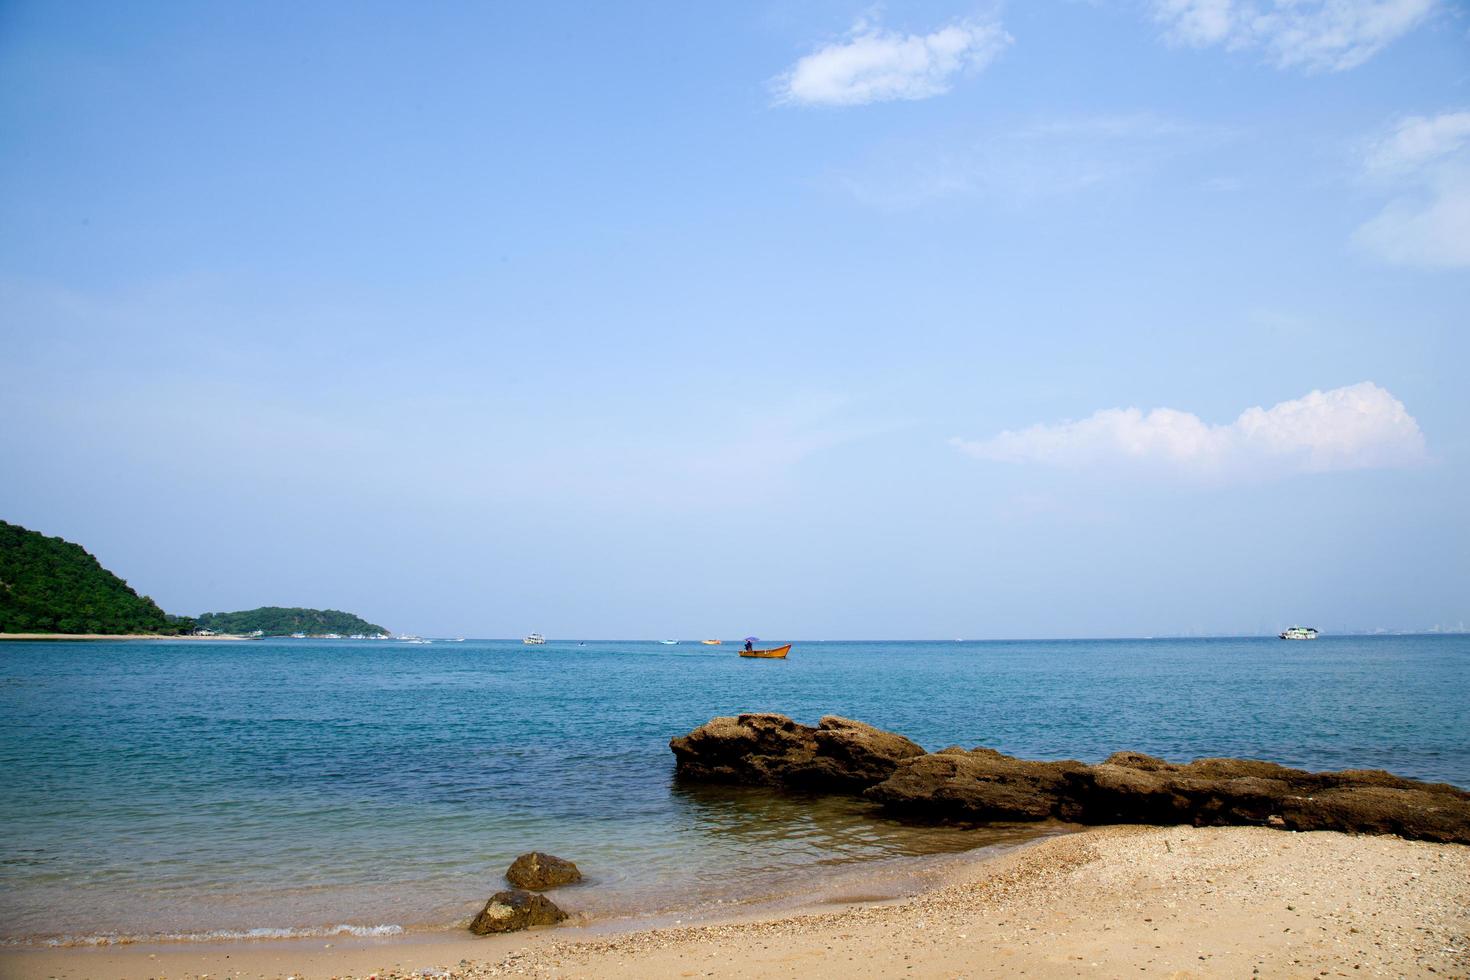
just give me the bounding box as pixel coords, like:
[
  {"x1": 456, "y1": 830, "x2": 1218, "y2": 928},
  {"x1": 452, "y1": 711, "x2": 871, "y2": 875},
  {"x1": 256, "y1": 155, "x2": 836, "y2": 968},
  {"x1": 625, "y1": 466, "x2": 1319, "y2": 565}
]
[
  {"x1": 670, "y1": 714, "x2": 1470, "y2": 845},
  {"x1": 469, "y1": 889, "x2": 568, "y2": 934},
  {"x1": 505, "y1": 852, "x2": 582, "y2": 890},
  {"x1": 669, "y1": 713, "x2": 925, "y2": 792}
]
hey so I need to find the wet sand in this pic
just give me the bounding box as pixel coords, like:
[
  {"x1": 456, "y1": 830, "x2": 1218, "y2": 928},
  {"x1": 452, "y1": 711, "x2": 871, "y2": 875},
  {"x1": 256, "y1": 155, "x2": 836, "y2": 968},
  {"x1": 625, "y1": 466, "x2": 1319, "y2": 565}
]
[{"x1": 6, "y1": 825, "x2": 1466, "y2": 979}]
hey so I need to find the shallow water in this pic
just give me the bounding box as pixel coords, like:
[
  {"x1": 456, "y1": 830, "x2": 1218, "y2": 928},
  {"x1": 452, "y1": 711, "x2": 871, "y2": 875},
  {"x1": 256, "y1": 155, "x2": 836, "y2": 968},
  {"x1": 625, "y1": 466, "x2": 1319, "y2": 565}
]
[{"x1": 0, "y1": 634, "x2": 1466, "y2": 943}]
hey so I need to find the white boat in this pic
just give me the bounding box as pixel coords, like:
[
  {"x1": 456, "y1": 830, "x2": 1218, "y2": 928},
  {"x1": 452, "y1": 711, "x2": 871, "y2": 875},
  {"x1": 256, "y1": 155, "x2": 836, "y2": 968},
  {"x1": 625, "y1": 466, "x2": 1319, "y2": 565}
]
[
  {"x1": 290, "y1": 632, "x2": 306, "y2": 639},
  {"x1": 1279, "y1": 626, "x2": 1319, "y2": 640},
  {"x1": 523, "y1": 633, "x2": 546, "y2": 645},
  {"x1": 659, "y1": 639, "x2": 678, "y2": 645}
]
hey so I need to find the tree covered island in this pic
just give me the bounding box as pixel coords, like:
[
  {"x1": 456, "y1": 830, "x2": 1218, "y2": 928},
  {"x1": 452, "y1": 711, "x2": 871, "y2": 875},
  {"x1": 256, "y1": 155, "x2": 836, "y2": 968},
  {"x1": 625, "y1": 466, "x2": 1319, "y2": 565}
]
[
  {"x1": 0, "y1": 519, "x2": 189, "y2": 634},
  {"x1": 2, "y1": 520, "x2": 389, "y2": 638},
  {"x1": 195, "y1": 607, "x2": 389, "y2": 637}
]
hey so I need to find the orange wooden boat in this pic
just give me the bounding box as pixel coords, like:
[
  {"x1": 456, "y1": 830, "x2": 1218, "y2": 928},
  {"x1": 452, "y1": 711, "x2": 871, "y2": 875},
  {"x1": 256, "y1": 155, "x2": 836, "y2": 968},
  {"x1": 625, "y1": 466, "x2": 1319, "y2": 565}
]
[{"x1": 738, "y1": 643, "x2": 791, "y2": 659}]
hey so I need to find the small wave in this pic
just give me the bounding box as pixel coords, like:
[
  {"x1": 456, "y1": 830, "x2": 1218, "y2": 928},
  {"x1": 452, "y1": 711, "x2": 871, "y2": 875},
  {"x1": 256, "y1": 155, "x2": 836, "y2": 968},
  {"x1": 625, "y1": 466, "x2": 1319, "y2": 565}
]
[{"x1": 17, "y1": 923, "x2": 405, "y2": 948}]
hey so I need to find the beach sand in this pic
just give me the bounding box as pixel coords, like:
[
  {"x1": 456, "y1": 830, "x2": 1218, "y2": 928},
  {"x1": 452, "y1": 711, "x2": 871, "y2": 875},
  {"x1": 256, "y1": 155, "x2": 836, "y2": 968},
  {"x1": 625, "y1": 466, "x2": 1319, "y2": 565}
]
[{"x1": 6, "y1": 825, "x2": 1466, "y2": 979}]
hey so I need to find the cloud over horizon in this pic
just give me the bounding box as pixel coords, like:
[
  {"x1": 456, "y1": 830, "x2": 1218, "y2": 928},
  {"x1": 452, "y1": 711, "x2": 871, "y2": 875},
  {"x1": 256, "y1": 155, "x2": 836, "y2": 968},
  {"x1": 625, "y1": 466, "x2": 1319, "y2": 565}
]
[
  {"x1": 1151, "y1": 0, "x2": 1436, "y2": 72},
  {"x1": 774, "y1": 17, "x2": 1010, "y2": 107},
  {"x1": 1356, "y1": 111, "x2": 1470, "y2": 268},
  {"x1": 952, "y1": 382, "x2": 1427, "y2": 480}
]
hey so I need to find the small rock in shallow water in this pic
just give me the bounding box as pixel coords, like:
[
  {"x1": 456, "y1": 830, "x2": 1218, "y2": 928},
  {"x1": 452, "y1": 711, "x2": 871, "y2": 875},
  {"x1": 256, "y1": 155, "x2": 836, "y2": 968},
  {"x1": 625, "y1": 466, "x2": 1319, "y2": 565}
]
[
  {"x1": 469, "y1": 889, "x2": 568, "y2": 934},
  {"x1": 505, "y1": 852, "x2": 582, "y2": 890}
]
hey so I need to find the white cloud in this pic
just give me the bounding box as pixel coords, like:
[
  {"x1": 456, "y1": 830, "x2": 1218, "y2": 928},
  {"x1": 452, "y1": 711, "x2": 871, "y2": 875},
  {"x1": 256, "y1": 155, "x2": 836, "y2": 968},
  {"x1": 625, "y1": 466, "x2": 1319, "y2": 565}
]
[
  {"x1": 1364, "y1": 111, "x2": 1470, "y2": 175},
  {"x1": 951, "y1": 382, "x2": 1426, "y2": 479},
  {"x1": 1152, "y1": 0, "x2": 1437, "y2": 72},
  {"x1": 774, "y1": 17, "x2": 1010, "y2": 107},
  {"x1": 1355, "y1": 111, "x2": 1470, "y2": 268}
]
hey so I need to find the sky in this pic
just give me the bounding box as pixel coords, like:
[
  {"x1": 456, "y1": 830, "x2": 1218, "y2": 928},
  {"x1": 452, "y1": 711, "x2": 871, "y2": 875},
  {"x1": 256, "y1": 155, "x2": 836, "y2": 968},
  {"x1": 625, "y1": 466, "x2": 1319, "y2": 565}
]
[{"x1": 1, "y1": 0, "x2": 1467, "y2": 639}]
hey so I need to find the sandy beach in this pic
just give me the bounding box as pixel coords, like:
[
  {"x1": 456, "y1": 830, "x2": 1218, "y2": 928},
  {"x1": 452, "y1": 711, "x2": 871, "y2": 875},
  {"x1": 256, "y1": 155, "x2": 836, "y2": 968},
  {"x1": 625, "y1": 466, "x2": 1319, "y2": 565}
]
[{"x1": 6, "y1": 825, "x2": 1465, "y2": 980}]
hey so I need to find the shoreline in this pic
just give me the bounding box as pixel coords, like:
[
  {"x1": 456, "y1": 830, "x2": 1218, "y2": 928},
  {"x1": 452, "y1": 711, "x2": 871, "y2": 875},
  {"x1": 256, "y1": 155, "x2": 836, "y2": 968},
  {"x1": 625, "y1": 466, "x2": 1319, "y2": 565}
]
[
  {"x1": 0, "y1": 828, "x2": 1071, "y2": 950},
  {"x1": 0, "y1": 633, "x2": 255, "y2": 641},
  {"x1": 7, "y1": 825, "x2": 1466, "y2": 979}
]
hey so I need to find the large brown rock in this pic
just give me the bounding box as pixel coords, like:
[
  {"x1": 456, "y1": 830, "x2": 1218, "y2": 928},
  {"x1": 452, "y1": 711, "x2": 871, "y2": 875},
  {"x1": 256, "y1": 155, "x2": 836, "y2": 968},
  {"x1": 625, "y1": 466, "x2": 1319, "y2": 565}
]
[
  {"x1": 1280, "y1": 786, "x2": 1470, "y2": 843},
  {"x1": 670, "y1": 713, "x2": 818, "y2": 785},
  {"x1": 669, "y1": 713, "x2": 922, "y2": 791},
  {"x1": 670, "y1": 715, "x2": 1470, "y2": 844},
  {"x1": 788, "y1": 716, "x2": 927, "y2": 791},
  {"x1": 505, "y1": 852, "x2": 581, "y2": 890},
  {"x1": 468, "y1": 889, "x2": 568, "y2": 934},
  {"x1": 865, "y1": 747, "x2": 1089, "y2": 821},
  {"x1": 1076, "y1": 755, "x2": 1470, "y2": 838},
  {"x1": 1077, "y1": 762, "x2": 1292, "y2": 827}
]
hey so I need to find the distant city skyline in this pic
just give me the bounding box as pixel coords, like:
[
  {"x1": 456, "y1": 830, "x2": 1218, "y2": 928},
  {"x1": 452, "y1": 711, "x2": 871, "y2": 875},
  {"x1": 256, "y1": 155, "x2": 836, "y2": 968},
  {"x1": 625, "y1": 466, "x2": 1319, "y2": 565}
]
[{"x1": 2, "y1": 1, "x2": 1466, "y2": 638}]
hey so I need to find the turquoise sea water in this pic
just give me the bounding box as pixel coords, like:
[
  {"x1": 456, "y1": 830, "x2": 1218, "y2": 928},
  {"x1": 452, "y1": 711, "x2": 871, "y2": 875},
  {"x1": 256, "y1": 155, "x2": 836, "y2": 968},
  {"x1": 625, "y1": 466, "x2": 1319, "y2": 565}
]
[{"x1": 1, "y1": 634, "x2": 1466, "y2": 944}]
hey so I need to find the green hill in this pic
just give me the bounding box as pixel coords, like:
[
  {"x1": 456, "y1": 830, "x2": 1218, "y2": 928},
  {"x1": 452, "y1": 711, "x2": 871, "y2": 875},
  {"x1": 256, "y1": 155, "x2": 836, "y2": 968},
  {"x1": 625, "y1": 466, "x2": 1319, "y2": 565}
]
[
  {"x1": 0, "y1": 520, "x2": 185, "y2": 635},
  {"x1": 195, "y1": 607, "x2": 389, "y2": 637}
]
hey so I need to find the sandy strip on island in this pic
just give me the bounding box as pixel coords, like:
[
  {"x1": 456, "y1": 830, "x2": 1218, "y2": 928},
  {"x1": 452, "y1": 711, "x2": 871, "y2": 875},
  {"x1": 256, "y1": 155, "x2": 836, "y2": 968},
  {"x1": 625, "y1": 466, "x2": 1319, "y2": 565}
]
[
  {"x1": 7, "y1": 825, "x2": 1466, "y2": 980},
  {"x1": 0, "y1": 633, "x2": 255, "y2": 641}
]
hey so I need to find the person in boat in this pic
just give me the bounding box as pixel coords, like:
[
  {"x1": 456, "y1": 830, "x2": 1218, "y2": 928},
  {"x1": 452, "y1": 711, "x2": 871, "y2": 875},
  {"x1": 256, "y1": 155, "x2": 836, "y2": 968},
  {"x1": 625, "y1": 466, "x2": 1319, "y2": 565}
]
[{"x1": 744, "y1": 639, "x2": 753, "y2": 652}]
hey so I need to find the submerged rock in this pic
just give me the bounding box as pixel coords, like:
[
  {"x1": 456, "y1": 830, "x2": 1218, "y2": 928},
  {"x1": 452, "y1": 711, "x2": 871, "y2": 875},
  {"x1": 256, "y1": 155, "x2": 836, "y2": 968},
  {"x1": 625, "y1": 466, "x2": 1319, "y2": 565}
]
[
  {"x1": 670, "y1": 714, "x2": 1470, "y2": 845},
  {"x1": 505, "y1": 852, "x2": 582, "y2": 890},
  {"x1": 468, "y1": 889, "x2": 568, "y2": 934},
  {"x1": 668, "y1": 713, "x2": 922, "y2": 791}
]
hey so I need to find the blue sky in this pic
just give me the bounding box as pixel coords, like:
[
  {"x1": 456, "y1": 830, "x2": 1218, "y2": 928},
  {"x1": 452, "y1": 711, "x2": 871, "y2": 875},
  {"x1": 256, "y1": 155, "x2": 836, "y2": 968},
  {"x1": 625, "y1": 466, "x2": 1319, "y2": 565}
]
[{"x1": 2, "y1": 0, "x2": 1467, "y2": 638}]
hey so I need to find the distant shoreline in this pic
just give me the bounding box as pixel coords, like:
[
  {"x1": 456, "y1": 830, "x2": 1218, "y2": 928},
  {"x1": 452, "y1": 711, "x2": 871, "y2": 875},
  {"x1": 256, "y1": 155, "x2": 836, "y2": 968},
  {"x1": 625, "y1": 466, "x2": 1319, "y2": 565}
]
[{"x1": 0, "y1": 632, "x2": 255, "y2": 642}]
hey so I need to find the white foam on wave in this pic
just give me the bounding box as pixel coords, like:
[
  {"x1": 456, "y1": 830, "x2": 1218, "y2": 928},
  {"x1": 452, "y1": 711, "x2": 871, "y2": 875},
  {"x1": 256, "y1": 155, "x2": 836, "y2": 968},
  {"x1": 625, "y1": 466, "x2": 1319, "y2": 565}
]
[{"x1": 24, "y1": 923, "x2": 405, "y2": 947}]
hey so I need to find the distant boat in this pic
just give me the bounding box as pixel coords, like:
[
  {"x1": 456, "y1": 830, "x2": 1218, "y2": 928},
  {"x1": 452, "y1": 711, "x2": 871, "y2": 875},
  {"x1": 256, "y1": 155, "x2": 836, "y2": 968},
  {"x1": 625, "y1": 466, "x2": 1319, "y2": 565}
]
[
  {"x1": 1279, "y1": 626, "x2": 1319, "y2": 640},
  {"x1": 700, "y1": 639, "x2": 722, "y2": 645},
  {"x1": 290, "y1": 632, "x2": 306, "y2": 639},
  {"x1": 523, "y1": 633, "x2": 546, "y2": 645},
  {"x1": 739, "y1": 643, "x2": 791, "y2": 659},
  {"x1": 659, "y1": 639, "x2": 678, "y2": 645}
]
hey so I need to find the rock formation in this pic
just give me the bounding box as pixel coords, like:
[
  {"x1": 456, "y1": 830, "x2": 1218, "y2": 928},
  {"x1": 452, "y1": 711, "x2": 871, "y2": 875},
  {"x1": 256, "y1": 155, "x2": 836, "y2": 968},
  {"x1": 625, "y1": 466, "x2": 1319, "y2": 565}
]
[
  {"x1": 670, "y1": 714, "x2": 1470, "y2": 845},
  {"x1": 669, "y1": 713, "x2": 925, "y2": 792},
  {"x1": 505, "y1": 852, "x2": 582, "y2": 890},
  {"x1": 468, "y1": 889, "x2": 568, "y2": 934}
]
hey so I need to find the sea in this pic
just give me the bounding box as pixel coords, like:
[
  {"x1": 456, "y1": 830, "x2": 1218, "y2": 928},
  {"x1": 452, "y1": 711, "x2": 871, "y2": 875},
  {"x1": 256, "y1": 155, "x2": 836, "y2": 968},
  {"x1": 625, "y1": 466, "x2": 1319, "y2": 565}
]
[{"x1": 0, "y1": 634, "x2": 1466, "y2": 946}]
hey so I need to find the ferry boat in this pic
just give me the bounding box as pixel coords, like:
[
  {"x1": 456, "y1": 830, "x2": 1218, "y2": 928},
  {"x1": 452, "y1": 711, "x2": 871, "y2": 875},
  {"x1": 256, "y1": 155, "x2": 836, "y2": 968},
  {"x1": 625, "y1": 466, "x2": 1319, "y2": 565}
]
[
  {"x1": 1279, "y1": 626, "x2": 1318, "y2": 640},
  {"x1": 523, "y1": 633, "x2": 546, "y2": 645}
]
